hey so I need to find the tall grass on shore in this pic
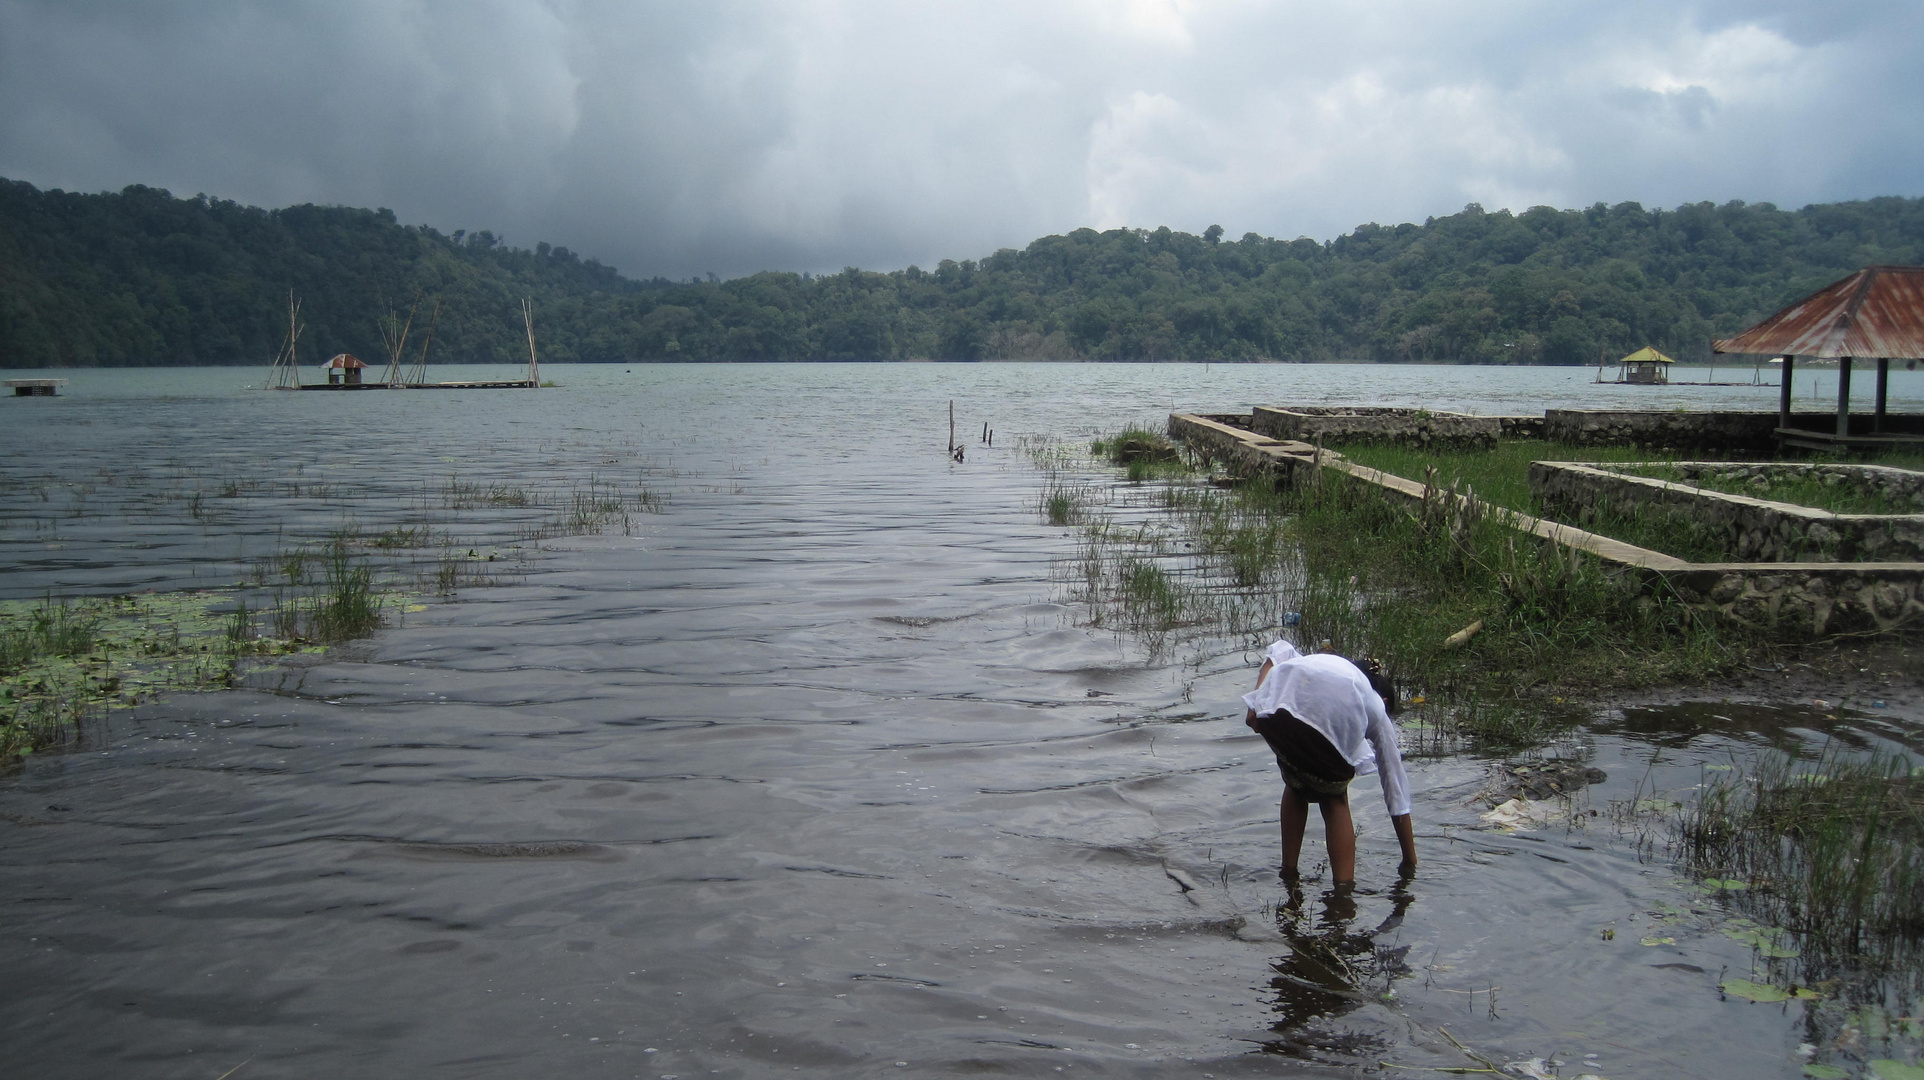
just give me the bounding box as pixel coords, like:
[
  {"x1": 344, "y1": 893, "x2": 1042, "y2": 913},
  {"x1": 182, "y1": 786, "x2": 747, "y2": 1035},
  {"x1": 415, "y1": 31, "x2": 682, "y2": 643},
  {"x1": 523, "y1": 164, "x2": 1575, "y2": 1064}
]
[
  {"x1": 1273, "y1": 461, "x2": 1740, "y2": 700},
  {"x1": 1064, "y1": 423, "x2": 1752, "y2": 743}
]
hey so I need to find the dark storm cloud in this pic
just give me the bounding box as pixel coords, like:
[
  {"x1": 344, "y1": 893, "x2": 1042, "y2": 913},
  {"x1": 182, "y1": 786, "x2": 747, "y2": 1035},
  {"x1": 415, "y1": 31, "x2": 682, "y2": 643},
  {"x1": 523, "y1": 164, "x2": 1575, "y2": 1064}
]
[{"x1": 4, "y1": 1, "x2": 1922, "y2": 279}]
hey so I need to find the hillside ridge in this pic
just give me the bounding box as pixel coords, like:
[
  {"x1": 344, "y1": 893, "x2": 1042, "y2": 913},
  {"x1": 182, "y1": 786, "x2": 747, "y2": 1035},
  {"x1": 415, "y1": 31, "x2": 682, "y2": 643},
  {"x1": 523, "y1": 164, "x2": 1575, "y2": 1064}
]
[{"x1": 5, "y1": 178, "x2": 1923, "y2": 367}]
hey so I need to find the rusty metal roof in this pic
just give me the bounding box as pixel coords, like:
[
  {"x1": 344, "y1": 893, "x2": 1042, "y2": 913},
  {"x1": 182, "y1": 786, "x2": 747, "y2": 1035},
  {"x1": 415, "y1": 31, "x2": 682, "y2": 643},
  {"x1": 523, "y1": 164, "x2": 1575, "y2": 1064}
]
[
  {"x1": 322, "y1": 353, "x2": 369, "y2": 368},
  {"x1": 1713, "y1": 265, "x2": 1924, "y2": 359}
]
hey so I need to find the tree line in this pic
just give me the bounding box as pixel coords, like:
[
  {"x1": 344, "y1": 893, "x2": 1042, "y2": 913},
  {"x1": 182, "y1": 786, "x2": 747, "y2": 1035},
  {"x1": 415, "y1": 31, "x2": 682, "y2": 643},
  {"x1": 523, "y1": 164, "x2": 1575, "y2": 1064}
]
[{"x1": 4, "y1": 176, "x2": 1924, "y2": 368}]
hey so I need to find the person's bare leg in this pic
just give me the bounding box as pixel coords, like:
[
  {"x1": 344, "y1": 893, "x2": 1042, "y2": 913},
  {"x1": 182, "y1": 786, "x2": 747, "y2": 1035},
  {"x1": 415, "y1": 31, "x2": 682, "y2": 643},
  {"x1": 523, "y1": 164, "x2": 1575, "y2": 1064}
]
[
  {"x1": 1320, "y1": 798, "x2": 1356, "y2": 884},
  {"x1": 1280, "y1": 785, "x2": 1310, "y2": 877}
]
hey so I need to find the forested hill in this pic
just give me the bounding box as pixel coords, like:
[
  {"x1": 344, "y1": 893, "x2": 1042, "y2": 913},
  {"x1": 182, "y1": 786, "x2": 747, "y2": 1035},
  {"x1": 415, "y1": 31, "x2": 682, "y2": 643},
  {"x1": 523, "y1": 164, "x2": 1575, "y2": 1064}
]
[{"x1": 6, "y1": 177, "x2": 1924, "y2": 368}]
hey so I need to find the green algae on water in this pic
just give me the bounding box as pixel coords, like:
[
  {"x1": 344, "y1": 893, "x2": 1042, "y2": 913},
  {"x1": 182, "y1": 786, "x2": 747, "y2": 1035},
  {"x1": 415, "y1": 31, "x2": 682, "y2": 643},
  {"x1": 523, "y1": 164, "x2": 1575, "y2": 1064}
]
[{"x1": 0, "y1": 589, "x2": 393, "y2": 760}]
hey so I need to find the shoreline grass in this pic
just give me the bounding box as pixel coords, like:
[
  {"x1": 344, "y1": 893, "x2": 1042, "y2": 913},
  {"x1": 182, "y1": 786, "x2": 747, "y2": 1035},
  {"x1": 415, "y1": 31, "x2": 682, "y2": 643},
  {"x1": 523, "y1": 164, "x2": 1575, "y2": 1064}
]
[{"x1": 1048, "y1": 425, "x2": 1767, "y2": 746}]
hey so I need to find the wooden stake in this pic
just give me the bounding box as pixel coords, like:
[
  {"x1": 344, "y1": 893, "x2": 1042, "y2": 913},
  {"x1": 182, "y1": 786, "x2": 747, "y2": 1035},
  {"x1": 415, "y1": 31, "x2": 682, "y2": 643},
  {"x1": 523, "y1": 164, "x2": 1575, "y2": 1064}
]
[
  {"x1": 522, "y1": 297, "x2": 540, "y2": 387},
  {"x1": 268, "y1": 291, "x2": 304, "y2": 390},
  {"x1": 381, "y1": 297, "x2": 418, "y2": 388},
  {"x1": 949, "y1": 400, "x2": 955, "y2": 453},
  {"x1": 406, "y1": 299, "x2": 441, "y2": 386}
]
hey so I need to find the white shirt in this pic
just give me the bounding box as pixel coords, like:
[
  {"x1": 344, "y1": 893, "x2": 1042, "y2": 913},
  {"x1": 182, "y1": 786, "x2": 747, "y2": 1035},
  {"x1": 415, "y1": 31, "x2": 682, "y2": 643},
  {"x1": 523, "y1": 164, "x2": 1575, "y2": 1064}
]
[{"x1": 1242, "y1": 647, "x2": 1412, "y2": 817}]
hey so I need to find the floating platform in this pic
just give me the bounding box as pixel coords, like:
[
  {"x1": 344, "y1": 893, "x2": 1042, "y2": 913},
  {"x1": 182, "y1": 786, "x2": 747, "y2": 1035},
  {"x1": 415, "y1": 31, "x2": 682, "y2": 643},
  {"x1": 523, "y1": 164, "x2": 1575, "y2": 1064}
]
[
  {"x1": 290, "y1": 380, "x2": 538, "y2": 391},
  {"x1": 5, "y1": 378, "x2": 67, "y2": 397}
]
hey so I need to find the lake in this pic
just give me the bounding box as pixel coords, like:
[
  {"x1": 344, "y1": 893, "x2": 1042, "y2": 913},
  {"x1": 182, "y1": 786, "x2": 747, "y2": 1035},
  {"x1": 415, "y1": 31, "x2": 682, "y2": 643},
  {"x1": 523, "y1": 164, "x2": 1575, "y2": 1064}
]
[{"x1": 1, "y1": 362, "x2": 1919, "y2": 1079}]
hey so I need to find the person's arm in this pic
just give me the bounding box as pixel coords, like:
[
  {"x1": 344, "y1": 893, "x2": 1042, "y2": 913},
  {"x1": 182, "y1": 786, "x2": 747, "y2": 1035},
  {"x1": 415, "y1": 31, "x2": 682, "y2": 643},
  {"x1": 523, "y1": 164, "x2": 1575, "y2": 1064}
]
[
  {"x1": 1364, "y1": 697, "x2": 1416, "y2": 869},
  {"x1": 1244, "y1": 658, "x2": 1274, "y2": 728},
  {"x1": 1391, "y1": 811, "x2": 1416, "y2": 872}
]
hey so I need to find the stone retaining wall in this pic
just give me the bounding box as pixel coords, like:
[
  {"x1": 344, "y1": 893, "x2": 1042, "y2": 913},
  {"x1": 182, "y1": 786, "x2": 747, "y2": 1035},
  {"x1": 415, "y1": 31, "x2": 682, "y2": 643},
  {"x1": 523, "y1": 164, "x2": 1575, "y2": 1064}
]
[
  {"x1": 1659, "y1": 565, "x2": 1924, "y2": 638},
  {"x1": 1529, "y1": 461, "x2": 1924, "y2": 562},
  {"x1": 1251, "y1": 406, "x2": 1505, "y2": 449},
  {"x1": 1543, "y1": 409, "x2": 1924, "y2": 452}
]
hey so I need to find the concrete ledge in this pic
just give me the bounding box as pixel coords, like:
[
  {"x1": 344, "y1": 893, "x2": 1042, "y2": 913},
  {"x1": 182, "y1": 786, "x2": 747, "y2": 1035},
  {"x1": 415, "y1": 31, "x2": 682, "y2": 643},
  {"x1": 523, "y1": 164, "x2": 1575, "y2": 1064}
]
[
  {"x1": 1663, "y1": 461, "x2": 1924, "y2": 510},
  {"x1": 1169, "y1": 412, "x2": 1924, "y2": 638}
]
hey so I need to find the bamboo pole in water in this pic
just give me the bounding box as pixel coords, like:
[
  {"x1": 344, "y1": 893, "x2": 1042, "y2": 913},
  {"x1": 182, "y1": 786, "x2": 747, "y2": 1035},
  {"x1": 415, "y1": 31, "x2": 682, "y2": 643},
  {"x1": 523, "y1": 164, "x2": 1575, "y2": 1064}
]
[
  {"x1": 522, "y1": 298, "x2": 540, "y2": 387},
  {"x1": 381, "y1": 297, "x2": 417, "y2": 388}
]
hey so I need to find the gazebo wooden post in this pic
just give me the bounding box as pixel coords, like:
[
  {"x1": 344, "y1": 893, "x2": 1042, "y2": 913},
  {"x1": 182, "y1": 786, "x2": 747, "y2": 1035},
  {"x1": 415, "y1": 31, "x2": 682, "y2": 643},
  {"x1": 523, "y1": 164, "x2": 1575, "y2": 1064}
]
[
  {"x1": 1836, "y1": 356, "x2": 1853, "y2": 437},
  {"x1": 1778, "y1": 354, "x2": 1795, "y2": 430},
  {"x1": 1876, "y1": 357, "x2": 1889, "y2": 432}
]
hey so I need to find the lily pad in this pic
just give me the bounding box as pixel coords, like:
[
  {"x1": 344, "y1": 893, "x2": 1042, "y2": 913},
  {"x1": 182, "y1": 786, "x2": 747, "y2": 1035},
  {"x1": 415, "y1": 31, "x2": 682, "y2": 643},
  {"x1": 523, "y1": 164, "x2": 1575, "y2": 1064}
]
[
  {"x1": 1724, "y1": 926, "x2": 1801, "y2": 958},
  {"x1": 1804, "y1": 1067, "x2": 1849, "y2": 1080},
  {"x1": 1871, "y1": 1062, "x2": 1924, "y2": 1080},
  {"x1": 1702, "y1": 878, "x2": 1751, "y2": 891},
  {"x1": 1640, "y1": 936, "x2": 1676, "y2": 946},
  {"x1": 1721, "y1": 978, "x2": 1821, "y2": 1003}
]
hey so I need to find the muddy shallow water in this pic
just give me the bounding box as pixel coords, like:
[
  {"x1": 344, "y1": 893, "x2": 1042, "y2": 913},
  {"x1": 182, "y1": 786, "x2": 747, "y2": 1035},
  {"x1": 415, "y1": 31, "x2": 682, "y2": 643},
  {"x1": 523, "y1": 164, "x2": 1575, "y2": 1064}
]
[{"x1": 2, "y1": 363, "x2": 1921, "y2": 1079}]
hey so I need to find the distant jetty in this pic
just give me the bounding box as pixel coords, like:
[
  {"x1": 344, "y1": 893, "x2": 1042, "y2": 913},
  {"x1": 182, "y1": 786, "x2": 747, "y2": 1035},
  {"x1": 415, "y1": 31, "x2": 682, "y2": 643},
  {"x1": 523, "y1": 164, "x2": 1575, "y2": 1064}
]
[{"x1": 267, "y1": 294, "x2": 541, "y2": 391}]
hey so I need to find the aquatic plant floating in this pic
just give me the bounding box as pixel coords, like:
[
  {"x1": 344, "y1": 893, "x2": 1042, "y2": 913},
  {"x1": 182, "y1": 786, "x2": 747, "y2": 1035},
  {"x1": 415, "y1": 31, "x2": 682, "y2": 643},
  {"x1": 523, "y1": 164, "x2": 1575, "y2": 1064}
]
[
  {"x1": 1720, "y1": 978, "x2": 1821, "y2": 1003},
  {"x1": 1722, "y1": 925, "x2": 1800, "y2": 958}
]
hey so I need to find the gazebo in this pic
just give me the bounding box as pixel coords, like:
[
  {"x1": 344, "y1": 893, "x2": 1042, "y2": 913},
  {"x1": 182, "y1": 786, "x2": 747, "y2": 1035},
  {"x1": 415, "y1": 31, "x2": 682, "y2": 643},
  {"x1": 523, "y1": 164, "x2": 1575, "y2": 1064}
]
[
  {"x1": 1713, "y1": 265, "x2": 1924, "y2": 451},
  {"x1": 1617, "y1": 346, "x2": 1675, "y2": 384}
]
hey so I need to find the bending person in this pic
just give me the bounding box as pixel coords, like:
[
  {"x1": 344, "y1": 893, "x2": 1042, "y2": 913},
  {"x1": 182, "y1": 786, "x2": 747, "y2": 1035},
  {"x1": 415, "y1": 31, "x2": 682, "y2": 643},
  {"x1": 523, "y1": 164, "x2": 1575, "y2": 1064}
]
[{"x1": 1243, "y1": 640, "x2": 1415, "y2": 883}]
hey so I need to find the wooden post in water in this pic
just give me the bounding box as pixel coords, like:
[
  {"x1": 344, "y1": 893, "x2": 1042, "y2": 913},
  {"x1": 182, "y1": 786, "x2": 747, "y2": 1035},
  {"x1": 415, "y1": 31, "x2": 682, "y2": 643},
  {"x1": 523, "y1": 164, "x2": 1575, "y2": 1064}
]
[
  {"x1": 522, "y1": 298, "x2": 541, "y2": 388},
  {"x1": 268, "y1": 291, "x2": 304, "y2": 390},
  {"x1": 949, "y1": 400, "x2": 955, "y2": 454}
]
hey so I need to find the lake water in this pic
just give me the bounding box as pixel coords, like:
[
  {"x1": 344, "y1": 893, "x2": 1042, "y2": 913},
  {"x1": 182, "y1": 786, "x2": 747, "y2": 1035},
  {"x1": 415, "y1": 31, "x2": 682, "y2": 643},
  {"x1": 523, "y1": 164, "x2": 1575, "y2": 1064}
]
[{"x1": 1, "y1": 363, "x2": 1919, "y2": 1079}]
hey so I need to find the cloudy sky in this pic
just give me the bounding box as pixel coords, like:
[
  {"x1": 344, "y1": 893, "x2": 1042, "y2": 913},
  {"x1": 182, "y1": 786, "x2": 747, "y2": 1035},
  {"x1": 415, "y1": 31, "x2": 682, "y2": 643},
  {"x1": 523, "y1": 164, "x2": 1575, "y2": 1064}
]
[{"x1": 3, "y1": 1, "x2": 1919, "y2": 280}]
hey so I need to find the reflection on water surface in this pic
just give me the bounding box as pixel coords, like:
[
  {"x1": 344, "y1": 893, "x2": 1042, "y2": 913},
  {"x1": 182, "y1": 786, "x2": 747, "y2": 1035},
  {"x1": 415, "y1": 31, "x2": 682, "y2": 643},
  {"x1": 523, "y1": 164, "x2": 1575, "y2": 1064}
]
[{"x1": 0, "y1": 364, "x2": 1918, "y2": 1078}]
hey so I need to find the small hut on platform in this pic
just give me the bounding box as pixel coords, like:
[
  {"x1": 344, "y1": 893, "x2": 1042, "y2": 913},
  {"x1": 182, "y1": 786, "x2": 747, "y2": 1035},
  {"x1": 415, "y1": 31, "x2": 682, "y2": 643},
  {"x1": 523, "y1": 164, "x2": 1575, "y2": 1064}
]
[
  {"x1": 1618, "y1": 346, "x2": 1675, "y2": 384},
  {"x1": 1714, "y1": 265, "x2": 1924, "y2": 451},
  {"x1": 322, "y1": 354, "x2": 369, "y2": 386}
]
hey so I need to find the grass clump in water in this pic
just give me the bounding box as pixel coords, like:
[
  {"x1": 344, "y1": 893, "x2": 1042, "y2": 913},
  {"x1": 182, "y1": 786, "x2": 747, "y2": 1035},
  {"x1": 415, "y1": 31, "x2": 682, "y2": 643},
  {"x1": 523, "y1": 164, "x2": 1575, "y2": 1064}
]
[
  {"x1": 1094, "y1": 425, "x2": 1177, "y2": 466},
  {"x1": 0, "y1": 592, "x2": 306, "y2": 761},
  {"x1": 1037, "y1": 478, "x2": 1093, "y2": 527},
  {"x1": 1679, "y1": 747, "x2": 1923, "y2": 970},
  {"x1": 1667, "y1": 745, "x2": 1924, "y2": 1068},
  {"x1": 0, "y1": 599, "x2": 100, "y2": 674},
  {"x1": 1094, "y1": 425, "x2": 1193, "y2": 483},
  {"x1": 310, "y1": 550, "x2": 383, "y2": 641}
]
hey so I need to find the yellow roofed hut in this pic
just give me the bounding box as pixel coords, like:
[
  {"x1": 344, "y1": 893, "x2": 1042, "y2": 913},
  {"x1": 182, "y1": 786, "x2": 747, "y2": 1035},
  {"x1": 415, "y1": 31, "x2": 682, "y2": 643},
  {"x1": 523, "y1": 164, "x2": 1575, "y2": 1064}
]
[{"x1": 1618, "y1": 346, "x2": 1675, "y2": 384}]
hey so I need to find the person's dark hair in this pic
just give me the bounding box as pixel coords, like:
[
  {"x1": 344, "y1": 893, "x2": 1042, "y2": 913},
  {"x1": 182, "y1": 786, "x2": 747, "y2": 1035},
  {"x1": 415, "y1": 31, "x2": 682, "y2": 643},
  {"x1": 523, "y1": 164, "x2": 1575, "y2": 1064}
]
[{"x1": 1339, "y1": 655, "x2": 1399, "y2": 716}]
